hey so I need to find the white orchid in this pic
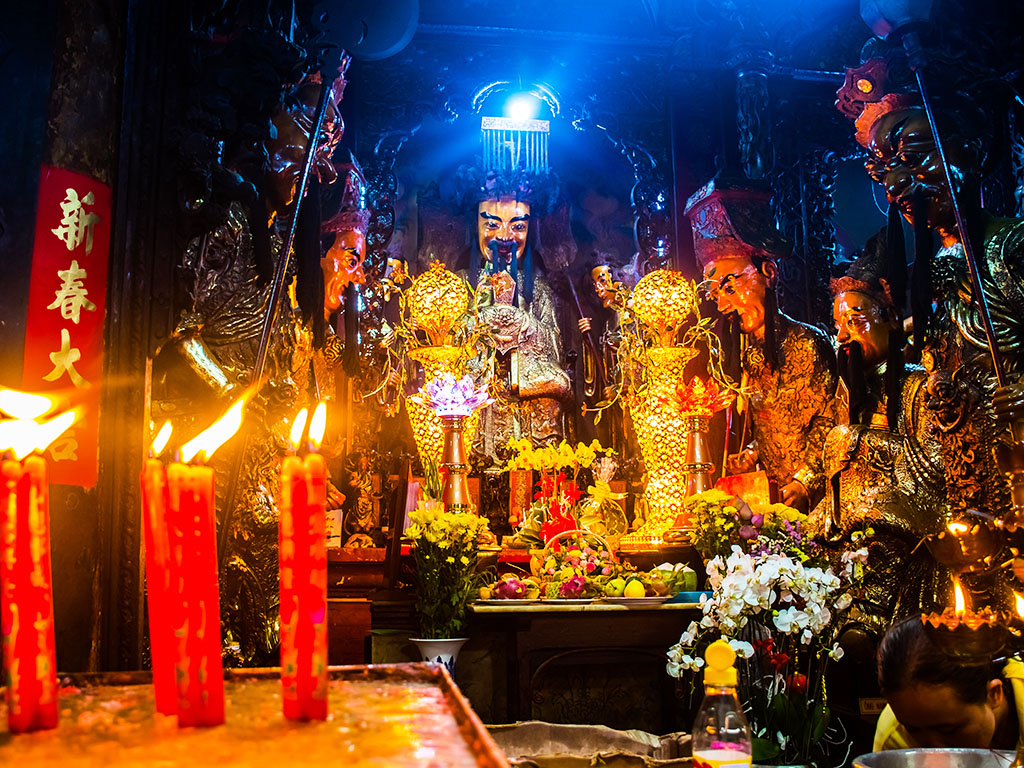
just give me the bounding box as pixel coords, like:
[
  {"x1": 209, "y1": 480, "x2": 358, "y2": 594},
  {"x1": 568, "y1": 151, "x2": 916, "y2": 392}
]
[{"x1": 728, "y1": 639, "x2": 755, "y2": 659}]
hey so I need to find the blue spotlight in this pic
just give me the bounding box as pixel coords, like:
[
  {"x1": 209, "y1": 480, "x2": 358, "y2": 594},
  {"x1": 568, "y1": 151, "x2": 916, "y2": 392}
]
[{"x1": 504, "y1": 93, "x2": 541, "y2": 121}]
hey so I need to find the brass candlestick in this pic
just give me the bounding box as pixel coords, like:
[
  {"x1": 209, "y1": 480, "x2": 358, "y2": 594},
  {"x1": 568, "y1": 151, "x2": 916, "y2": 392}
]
[
  {"x1": 683, "y1": 415, "x2": 713, "y2": 497},
  {"x1": 439, "y1": 414, "x2": 472, "y2": 513}
]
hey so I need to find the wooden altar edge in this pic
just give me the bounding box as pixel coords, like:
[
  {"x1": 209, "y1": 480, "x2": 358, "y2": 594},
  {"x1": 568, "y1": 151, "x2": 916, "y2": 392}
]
[
  {"x1": 6, "y1": 663, "x2": 509, "y2": 768},
  {"x1": 468, "y1": 601, "x2": 701, "y2": 613}
]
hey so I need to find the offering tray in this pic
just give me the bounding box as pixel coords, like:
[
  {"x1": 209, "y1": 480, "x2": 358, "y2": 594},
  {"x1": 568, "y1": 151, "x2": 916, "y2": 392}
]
[
  {"x1": 853, "y1": 749, "x2": 1014, "y2": 768},
  {"x1": 0, "y1": 662, "x2": 509, "y2": 767}
]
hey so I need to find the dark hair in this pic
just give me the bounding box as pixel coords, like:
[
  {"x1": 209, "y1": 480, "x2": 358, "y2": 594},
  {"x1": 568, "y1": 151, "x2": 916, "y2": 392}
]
[{"x1": 878, "y1": 616, "x2": 1003, "y2": 704}]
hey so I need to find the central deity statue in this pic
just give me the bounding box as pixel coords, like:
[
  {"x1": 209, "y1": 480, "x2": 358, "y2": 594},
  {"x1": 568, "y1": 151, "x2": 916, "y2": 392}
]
[
  {"x1": 464, "y1": 172, "x2": 571, "y2": 462},
  {"x1": 685, "y1": 178, "x2": 836, "y2": 512}
]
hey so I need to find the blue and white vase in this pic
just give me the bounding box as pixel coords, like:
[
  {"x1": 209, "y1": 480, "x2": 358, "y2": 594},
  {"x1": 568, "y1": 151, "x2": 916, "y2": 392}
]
[{"x1": 410, "y1": 637, "x2": 469, "y2": 677}]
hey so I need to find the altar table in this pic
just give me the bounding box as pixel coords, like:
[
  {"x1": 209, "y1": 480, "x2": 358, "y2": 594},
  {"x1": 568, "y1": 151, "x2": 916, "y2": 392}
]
[{"x1": 467, "y1": 601, "x2": 701, "y2": 731}]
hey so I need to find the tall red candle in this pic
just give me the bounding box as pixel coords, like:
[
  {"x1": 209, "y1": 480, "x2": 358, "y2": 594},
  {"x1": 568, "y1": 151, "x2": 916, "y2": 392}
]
[
  {"x1": 1, "y1": 454, "x2": 59, "y2": 733},
  {"x1": 166, "y1": 461, "x2": 225, "y2": 727},
  {"x1": 140, "y1": 457, "x2": 176, "y2": 715},
  {"x1": 279, "y1": 407, "x2": 328, "y2": 721}
]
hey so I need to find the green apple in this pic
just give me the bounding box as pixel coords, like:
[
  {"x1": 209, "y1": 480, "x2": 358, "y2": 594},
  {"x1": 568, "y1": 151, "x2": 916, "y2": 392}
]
[
  {"x1": 604, "y1": 577, "x2": 627, "y2": 597},
  {"x1": 680, "y1": 567, "x2": 698, "y2": 593}
]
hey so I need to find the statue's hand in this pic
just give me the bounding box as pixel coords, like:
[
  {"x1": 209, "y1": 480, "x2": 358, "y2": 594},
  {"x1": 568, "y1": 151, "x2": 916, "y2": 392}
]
[
  {"x1": 780, "y1": 479, "x2": 810, "y2": 513},
  {"x1": 725, "y1": 448, "x2": 758, "y2": 475},
  {"x1": 326, "y1": 480, "x2": 346, "y2": 511},
  {"x1": 579, "y1": 317, "x2": 592, "y2": 334},
  {"x1": 993, "y1": 383, "x2": 1024, "y2": 424}
]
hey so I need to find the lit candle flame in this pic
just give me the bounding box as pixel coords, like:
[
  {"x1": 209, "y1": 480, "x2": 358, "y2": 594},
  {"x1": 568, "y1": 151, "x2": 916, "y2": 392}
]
[
  {"x1": 953, "y1": 578, "x2": 966, "y2": 616},
  {"x1": 948, "y1": 521, "x2": 970, "y2": 535},
  {"x1": 151, "y1": 422, "x2": 172, "y2": 457},
  {"x1": 0, "y1": 409, "x2": 77, "y2": 460},
  {"x1": 180, "y1": 397, "x2": 245, "y2": 463},
  {"x1": 289, "y1": 408, "x2": 308, "y2": 450},
  {"x1": 1016, "y1": 592, "x2": 1024, "y2": 619},
  {"x1": 308, "y1": 402, "x2": 327, "y2": 448},
  {"x1": 0, "y1": 389, "x2": 53, "y2": 420}
]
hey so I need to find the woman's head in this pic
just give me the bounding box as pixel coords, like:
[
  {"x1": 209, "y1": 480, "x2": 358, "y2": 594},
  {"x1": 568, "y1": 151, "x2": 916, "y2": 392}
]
[{"x1": 878, "y1": 617, "x2": 1008, "y2": 748}]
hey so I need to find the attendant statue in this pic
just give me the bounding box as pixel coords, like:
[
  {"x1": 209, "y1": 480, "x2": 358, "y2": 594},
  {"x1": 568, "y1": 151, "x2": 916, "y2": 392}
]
[
  {"x1": 836, "y1": 54, "x2": 1021, "y2": 515},
  {"x1": 685, "y1": 178, "x2": 836, "y2": 512},
  {"x1": 463, "y1": 170, "x2": 572, "y2": 462},
  {"x1": 577, "y1": 258, "x2": 631, "y2": 453},
  {"x1": 155, "y1": 66, "x2": 347, "y2": 664},
  {"x1": 813, "y1": 234, "x2": 947, "y2": 619}
]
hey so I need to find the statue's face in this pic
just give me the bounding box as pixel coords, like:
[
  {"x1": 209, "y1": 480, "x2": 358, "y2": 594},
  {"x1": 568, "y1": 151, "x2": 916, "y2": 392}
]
[
  {"x1": 832, "y1": 290, "x2": 895, "y2": 367},
  {"x1": 864, "y1": 107, "x2": 977, "y2": 234},
  {"x1": 322, "y1": 230, "x2": 365, "y2": 312},
  {"x1": 591, "y1": 266, "x2": 618, "y2": 308},
  {"x1": 703, "y1": 255, "x2": 771, "y2": 337},
  {"x1": 478, "y1": 198, "x2": 530, "y2": 265},
  {"x1": 266, "y1": 85, "x2": 342, "y2": 214}
]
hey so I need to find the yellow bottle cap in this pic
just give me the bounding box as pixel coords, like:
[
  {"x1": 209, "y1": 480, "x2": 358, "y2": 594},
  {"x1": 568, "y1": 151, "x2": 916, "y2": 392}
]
[{"x1": 703, "y1": 638, "x2": 737, "y2": 687}]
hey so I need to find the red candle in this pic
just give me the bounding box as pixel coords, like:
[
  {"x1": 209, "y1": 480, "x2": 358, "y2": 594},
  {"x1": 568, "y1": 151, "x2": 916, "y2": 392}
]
[
  {"x1": 279, "y1": 406, "x2": 329, "y2": 720},
  {"x1": 166, "y1": 460, "x2": 225, "y2": 727},
  {"x1": 1, "y1": 454, "x2": 59, "y2": 733},
  {"x1": 141, "y1": 454, "x2": 176, "y2": 715}
]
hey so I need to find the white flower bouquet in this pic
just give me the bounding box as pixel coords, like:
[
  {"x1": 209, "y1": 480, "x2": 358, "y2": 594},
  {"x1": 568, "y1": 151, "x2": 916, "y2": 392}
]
[{"x1": 667, "y1": 544, "x2": 867, "y2": 767}]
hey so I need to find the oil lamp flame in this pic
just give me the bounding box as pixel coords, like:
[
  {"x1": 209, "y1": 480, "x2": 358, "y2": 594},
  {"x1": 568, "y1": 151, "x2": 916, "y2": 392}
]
[
  {"x1": 948, "y1": 521, "x2": 970, "y2": 535},
  {"x1": 0, "y1": 409, "x2": 76, "y2": 459},
  {"x1": 0, "y1": 389, "x2": 53, "y2": 420},
  {"x1": 953, "y1": 579, "x2": 966, "y2": 616},
  {"x1": 151, "y1": 422, "x2": 172, "y2": 457},
  {"x1": 308, "y1": 402, "x2": 327, "y2": 448},
  {"x1": 289, "y1": 408, "x2": 308, "y2": 450},
  {"x1": 181, "y1": 397, "x2": 245, "y2": 462}
]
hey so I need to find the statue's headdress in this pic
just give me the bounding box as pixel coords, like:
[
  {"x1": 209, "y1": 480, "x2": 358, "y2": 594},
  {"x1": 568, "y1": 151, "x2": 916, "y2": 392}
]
[
  {"x1": 685, "y1": 175, "x2": 790, "y2": 371},
  {"x1": 830, "y1": 231, "x2": 896, "y2": 312},
  {"x1": 322, "y1": 150, "x2": 370, "y2": 236},
  {"x1": 283, "y1": 54, "x2": 352, "y2": 161},
  {"x1": 835, "y1": 57, "x2": 920, "y2": 148},
  {"x1": 683, "y1": 176, "x2": 791, "y2": 269},
  {"x1": 452, "y1": 165, "x2": 560, "y2": 216}
]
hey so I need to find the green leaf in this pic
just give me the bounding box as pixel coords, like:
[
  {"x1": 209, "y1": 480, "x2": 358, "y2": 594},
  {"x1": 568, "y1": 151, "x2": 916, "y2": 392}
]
[
  {"x1": 752, "y1": 738, "x2": 781, "y2": 762},
  {"x1": 768, "y1": 692, "x2": 802, "y2": 736},
  {"x1": 810, "y1": 705, "x2": 829, "y2": 745}
]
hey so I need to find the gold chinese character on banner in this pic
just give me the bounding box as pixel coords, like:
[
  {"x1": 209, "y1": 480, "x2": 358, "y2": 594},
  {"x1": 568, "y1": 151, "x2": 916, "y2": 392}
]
[
  {"x1": 51, "y1": 188, "x2": 100, "y2": 255},
  {"x1": 43, "y1": 328, "x2": 87, "y2": 388},
  {"x1": 46, "y1": 260, "x2": 96, "y2": 324},
  {"x1": 48, "y1": 434, "x2": 79, "y2": 462}
]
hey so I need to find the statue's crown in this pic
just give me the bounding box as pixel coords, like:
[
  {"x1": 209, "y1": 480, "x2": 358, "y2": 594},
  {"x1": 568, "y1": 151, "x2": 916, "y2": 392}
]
[{"x1": 835, "y1": 57, "x2": 920, "y2": 148}]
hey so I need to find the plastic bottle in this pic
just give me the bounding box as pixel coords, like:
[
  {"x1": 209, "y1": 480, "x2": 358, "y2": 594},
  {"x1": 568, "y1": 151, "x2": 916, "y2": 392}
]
[{"x1": 692, "y1": 639, "x2": 752, "y2": 768}]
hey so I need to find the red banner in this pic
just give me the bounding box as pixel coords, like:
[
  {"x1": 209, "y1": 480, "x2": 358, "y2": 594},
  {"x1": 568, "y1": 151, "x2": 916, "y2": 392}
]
[{"x1": 21, "y1": 166, "x2": 110, "y2": 487}]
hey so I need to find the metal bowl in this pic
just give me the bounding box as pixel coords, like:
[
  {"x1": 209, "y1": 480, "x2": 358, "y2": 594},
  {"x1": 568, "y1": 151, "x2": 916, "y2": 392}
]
[{"x1": 853, "y1": 749, "x2": 1015, "y2": 768}]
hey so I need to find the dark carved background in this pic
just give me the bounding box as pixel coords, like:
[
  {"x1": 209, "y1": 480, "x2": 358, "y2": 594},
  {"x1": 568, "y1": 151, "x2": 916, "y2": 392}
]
[{"x1": 2, "y1": 0, "x2": 1022, "y2": 670}]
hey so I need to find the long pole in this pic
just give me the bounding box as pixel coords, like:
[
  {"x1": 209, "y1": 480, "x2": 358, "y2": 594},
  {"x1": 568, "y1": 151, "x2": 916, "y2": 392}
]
[
  {"x1": 218, "y1": 79, "x2": 334, "y2": 565},
  {"x1": 903, "y1": 32, "x2": 1006, "y2": 387}
]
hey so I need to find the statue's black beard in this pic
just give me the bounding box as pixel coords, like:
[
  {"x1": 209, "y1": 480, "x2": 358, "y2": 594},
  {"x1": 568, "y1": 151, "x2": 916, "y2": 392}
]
[{"x1": 838, "y1": 341, "x2": 867, "y2": 425}]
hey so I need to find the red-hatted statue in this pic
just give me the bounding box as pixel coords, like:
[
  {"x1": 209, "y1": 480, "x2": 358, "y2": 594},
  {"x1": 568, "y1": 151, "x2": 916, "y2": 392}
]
[{"x1": 685, "y1": 178, "x2": 836, "y2": 512}]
